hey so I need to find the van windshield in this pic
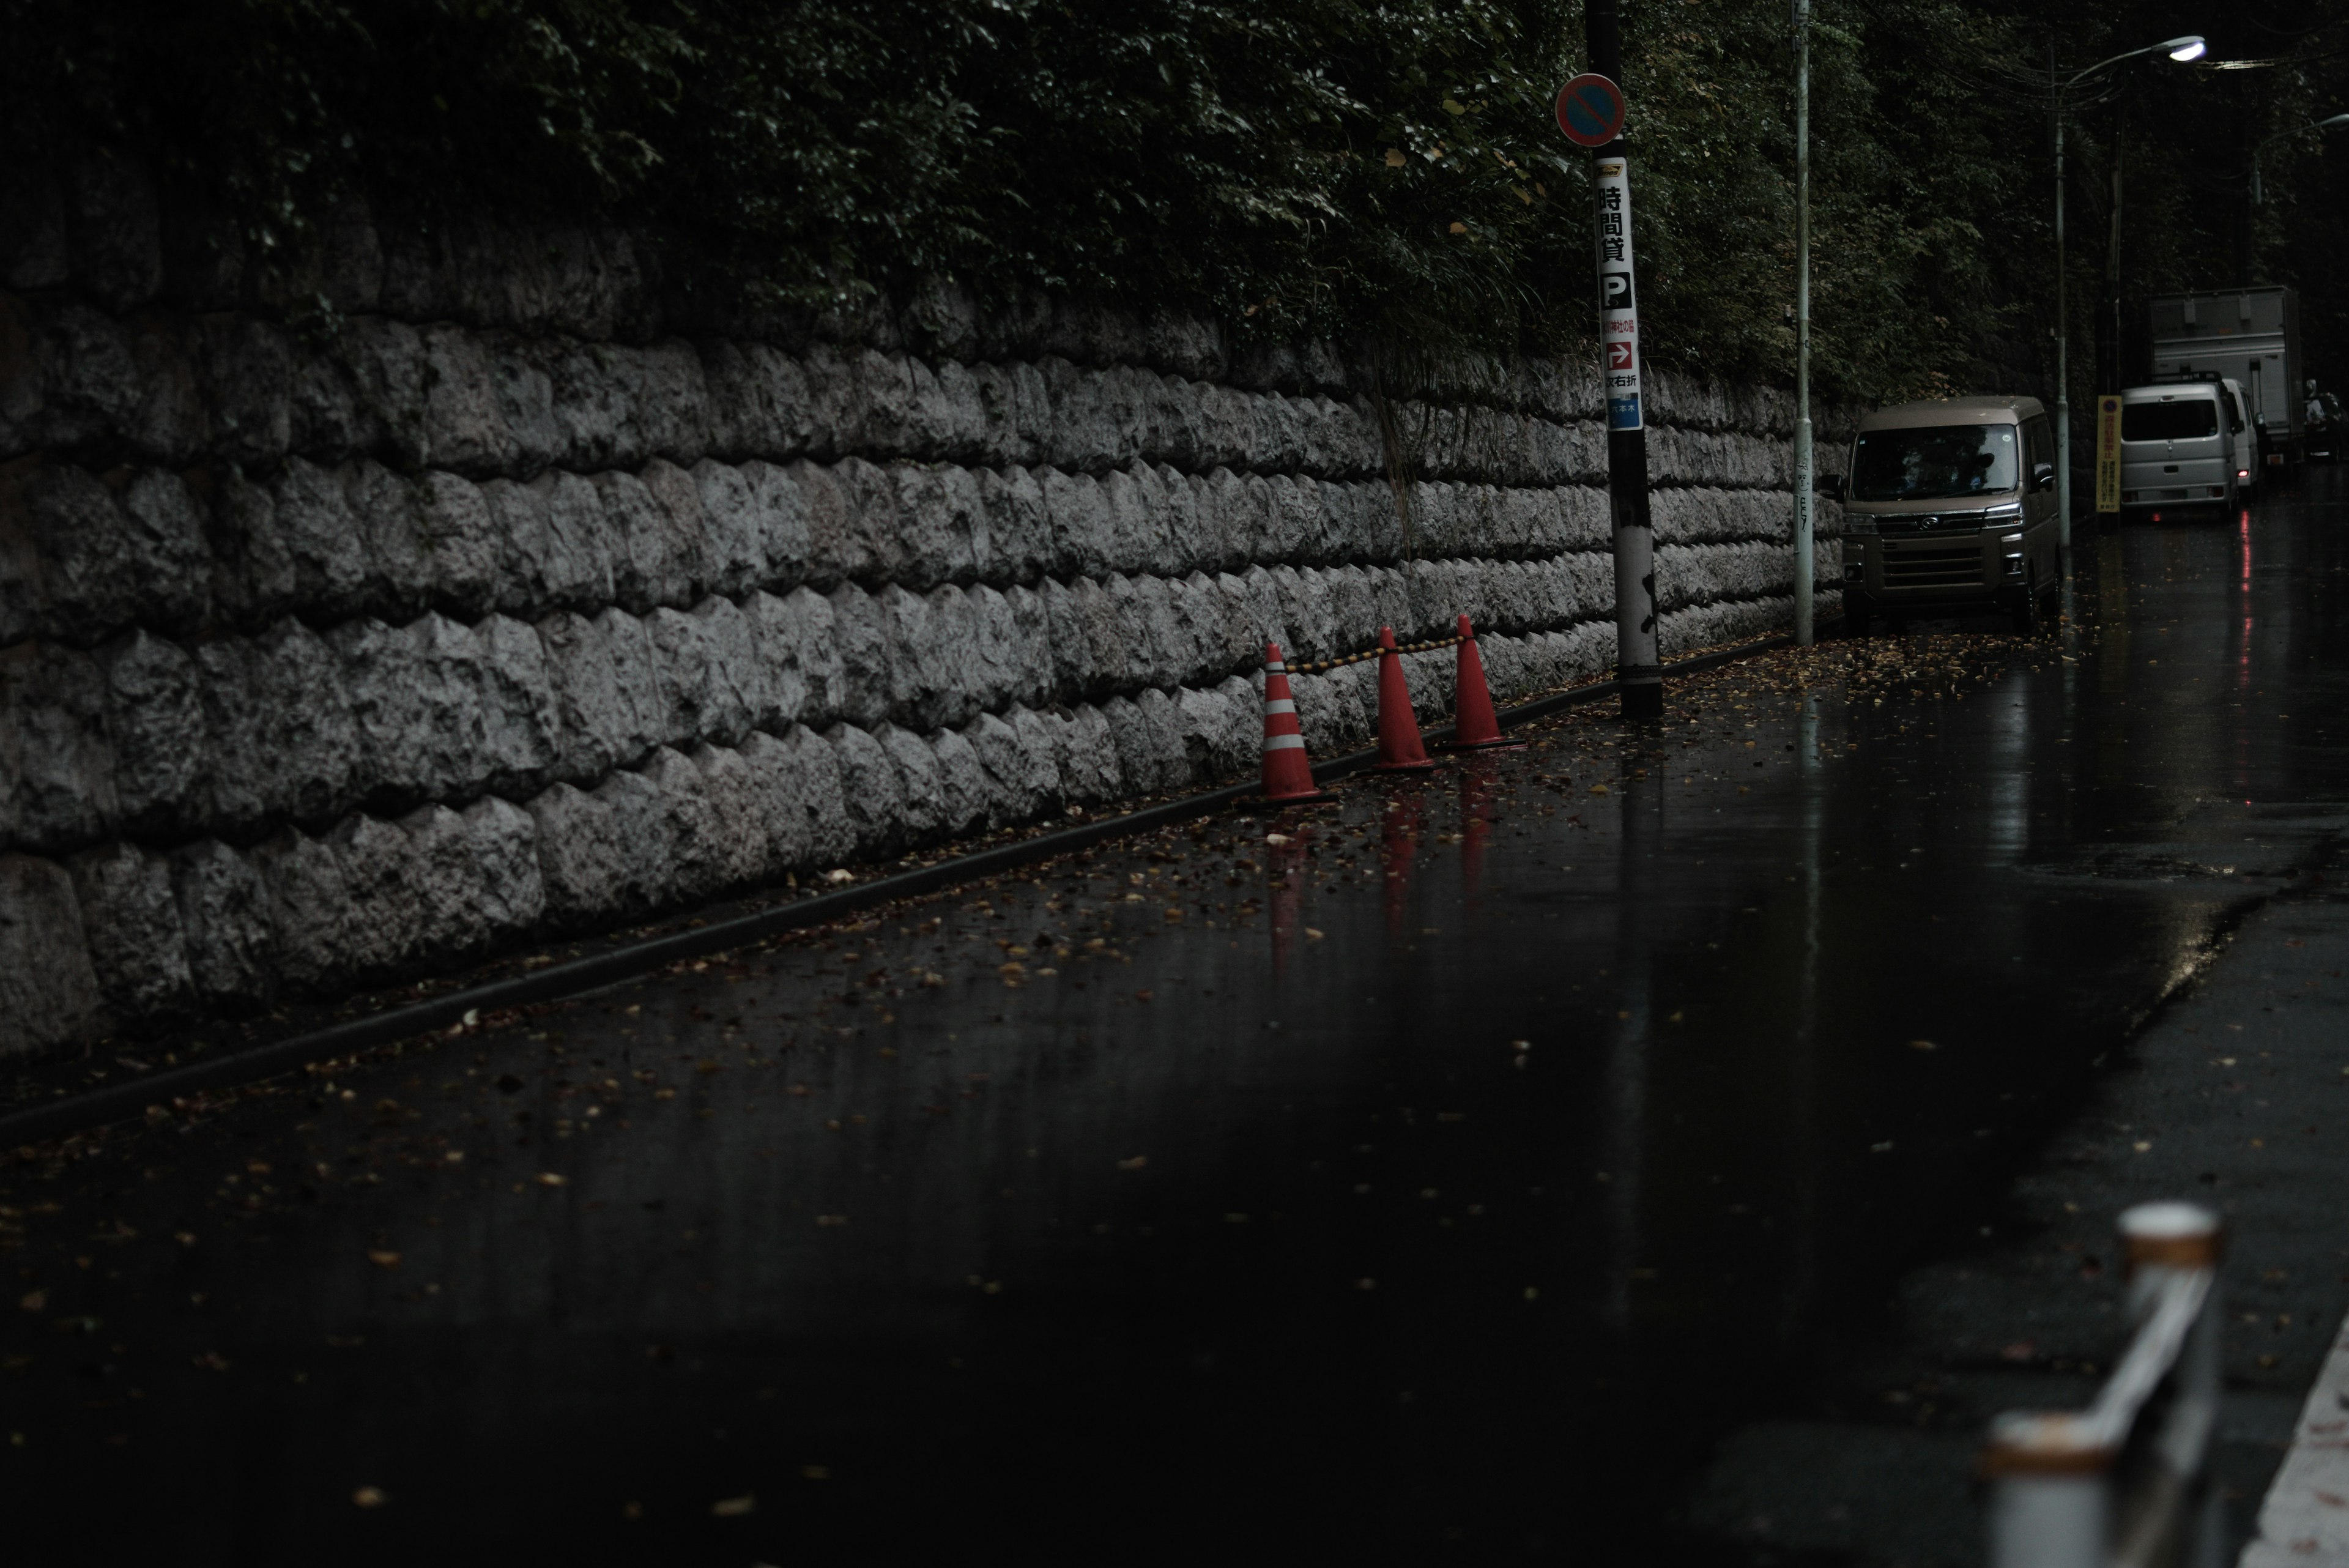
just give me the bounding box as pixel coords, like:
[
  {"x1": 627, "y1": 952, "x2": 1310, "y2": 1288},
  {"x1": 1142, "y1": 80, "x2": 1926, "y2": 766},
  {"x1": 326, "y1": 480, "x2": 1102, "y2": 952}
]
[
  {"x1": 2122, "y1": 400, "x2": 2218, "y2": 440},
  {"x1": 1850, "y1": 423, "x2": 2017, "y2": 502}
]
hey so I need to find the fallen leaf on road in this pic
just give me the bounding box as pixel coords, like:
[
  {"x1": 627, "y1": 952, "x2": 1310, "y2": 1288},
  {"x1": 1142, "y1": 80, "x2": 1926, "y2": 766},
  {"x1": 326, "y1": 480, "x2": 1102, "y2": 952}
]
[
  {"x1": 1909, "y1": 1040, "x2": 1937, "y2": 1052},
  {"x1": 352, "y1": 1485, "x2": 386, "y2": 1508},
  {"x1": 2000, "y1": 1342, "x2": 2035, "y2": 1363},
  {"x1": 712, "y1": 1493, "x2": 757, "y2": 1517},
  {"x1": 367, "y1": 1250, "x2": 401, "y2": 1269},
  {"x1": 1116, "y1": 1156, "x2": 1148, "y2": 1170},
  {"x1": 535, "y1": 1172, "x2": 568, "y2": 1188}
]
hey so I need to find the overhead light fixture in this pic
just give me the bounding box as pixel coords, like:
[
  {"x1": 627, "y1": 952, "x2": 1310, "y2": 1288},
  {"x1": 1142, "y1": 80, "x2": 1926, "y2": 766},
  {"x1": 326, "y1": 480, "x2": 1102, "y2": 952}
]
[{"x1": 2164, "y1": 36, "x2": 2208, "y2": 62}]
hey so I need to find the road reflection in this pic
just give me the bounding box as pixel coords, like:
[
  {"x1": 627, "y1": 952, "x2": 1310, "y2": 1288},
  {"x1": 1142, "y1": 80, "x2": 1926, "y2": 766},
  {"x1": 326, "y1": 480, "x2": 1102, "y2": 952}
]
[{"x1": 6, "y1": 475, "x2": 2349, "y2": 1562}]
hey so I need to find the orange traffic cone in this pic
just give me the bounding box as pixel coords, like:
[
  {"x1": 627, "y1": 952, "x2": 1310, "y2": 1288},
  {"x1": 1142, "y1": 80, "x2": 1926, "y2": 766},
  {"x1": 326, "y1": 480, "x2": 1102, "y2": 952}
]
[
  {"x1": 1436, "y1": 614, "x2": 1526, "y2": 752},
  {"x1": 1371, "y1": 625, "x2": 1442, "y2": 773},
  {"x1": 1259, "y1": 643, "x2": 1336, "y2": 804}
]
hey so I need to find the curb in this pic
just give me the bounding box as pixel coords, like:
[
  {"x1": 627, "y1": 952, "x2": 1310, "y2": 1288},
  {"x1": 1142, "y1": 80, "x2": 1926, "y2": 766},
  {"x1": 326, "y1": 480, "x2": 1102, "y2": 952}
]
[{"x1": 1, "y1": 634, "x2": 1792, "y2": 1150}]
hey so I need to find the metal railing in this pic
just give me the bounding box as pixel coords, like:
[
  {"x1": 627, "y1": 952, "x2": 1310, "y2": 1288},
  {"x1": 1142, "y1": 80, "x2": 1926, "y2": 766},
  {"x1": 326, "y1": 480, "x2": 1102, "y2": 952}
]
[{"x1": 1983, "y1": 1203, "x2": 2225, "y2": 1568}]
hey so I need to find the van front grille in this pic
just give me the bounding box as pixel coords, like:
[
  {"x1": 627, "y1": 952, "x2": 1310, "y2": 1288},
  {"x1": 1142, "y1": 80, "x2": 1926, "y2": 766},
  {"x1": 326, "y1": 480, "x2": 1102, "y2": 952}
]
[{"x1": 1883, "y1": 545, "x2": 1982, "y2": 589}]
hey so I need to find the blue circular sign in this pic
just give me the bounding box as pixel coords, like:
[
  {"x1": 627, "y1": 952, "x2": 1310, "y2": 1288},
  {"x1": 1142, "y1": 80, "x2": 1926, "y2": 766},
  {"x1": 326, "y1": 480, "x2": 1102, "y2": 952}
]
[{"x1": 1556, "y1": 73, "x2": 1625, "y2": 147}]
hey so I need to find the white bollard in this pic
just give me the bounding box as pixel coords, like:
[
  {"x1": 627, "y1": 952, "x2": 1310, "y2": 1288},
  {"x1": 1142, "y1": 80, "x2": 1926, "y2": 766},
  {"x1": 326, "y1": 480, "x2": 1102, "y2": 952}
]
[
  {"x1": 1985, "y1": 1412, "x2": 2112, "y2": 1568},
  {"x1": 2119, "y1": 1203, "x2": 2225, "y2": 1568}
]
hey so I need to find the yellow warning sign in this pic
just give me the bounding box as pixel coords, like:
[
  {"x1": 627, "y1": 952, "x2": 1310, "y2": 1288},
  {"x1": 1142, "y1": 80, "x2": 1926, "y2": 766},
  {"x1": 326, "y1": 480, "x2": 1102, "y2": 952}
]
[{"x1": 2095, "y1": 395, "x2": 2121, "y2": 513}]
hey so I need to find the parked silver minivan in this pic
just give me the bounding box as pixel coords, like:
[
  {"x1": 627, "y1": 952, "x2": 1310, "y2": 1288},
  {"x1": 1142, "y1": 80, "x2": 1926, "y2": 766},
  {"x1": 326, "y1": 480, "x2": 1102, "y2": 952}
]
[
  {"x1": 1828, "y1": 395, "x2": 2061, "y2": 634},
  {"x1": 2118, "y1": 381, "x2": 2240, "y2": 515}
]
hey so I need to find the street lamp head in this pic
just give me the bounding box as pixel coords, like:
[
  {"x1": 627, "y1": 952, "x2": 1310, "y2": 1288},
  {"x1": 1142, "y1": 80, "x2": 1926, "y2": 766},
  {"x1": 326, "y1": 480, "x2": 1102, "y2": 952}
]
[
  {"x1": 2320, "y1": 113, "x2": 2349, "y2": 129},
  {"x1": 2164, "y1": 36, "x2": 2207, "y2": 62}
]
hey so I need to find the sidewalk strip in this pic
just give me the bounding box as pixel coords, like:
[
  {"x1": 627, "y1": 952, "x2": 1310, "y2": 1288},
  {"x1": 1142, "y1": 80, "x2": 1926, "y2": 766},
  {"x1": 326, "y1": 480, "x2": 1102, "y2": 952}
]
[{"x1": 2242, "y1": 1310, "x2": 2349, "y2": 1568}]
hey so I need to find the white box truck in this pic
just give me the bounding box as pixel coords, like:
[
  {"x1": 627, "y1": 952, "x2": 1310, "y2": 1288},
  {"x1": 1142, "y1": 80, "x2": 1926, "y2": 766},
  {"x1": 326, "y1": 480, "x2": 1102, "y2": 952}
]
[{"x1": 2148, "y1": 288, "x2": 2303, "y2": 471}]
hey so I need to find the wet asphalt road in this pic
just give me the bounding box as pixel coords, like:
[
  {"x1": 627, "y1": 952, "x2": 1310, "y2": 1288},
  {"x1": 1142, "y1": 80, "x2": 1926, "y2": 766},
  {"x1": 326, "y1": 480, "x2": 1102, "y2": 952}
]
[{"x1": 5, "y1": 472, "x2": 2348, "y2": 1564}]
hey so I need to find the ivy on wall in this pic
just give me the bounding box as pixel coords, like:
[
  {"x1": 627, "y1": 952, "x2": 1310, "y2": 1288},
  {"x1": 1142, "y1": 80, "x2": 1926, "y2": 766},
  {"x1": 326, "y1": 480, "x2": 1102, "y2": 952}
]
[{"x1": 4, "y1": 0, "x2": 2342, "y2": 403}]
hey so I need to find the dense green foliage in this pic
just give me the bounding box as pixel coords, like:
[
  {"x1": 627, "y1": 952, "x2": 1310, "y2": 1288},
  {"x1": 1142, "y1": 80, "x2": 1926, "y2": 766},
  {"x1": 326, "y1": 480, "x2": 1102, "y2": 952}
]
[{"x1": 4, "y1": 0, "x2": 2346, "y2": 403}]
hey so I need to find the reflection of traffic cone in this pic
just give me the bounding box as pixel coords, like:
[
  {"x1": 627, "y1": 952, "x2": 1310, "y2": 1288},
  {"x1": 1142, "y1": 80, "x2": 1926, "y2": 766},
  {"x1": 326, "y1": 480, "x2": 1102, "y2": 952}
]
[
  {"x1": 1372, "y1": 626, "x2": 1442, "y2": 772},
  {"x1": 1457, "y1": 757, "x2": 1497, "y2": 896},
  {"x1": 1437, "y1": 614, "x2": 1527, "y2": 752},
  {"x1": 1259, "y1": 643, "x2": 1336, "y2": 804},
  {"x1": 1381, "y1": 791, "x2": 1424, "y2": 941}
]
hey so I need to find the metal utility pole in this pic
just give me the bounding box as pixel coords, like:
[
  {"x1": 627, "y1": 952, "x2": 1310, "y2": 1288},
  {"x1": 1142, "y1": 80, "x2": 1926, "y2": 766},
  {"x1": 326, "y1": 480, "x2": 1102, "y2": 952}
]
[
  {"x1": 2051, "y1": 43, "x2": 2075, "y2": 576},
  {"x1": 1792, "y1": 0, "x2": 1814, "y2": 646},
  {"x1": 1584, "y1": 0, "x2": 1663, "y2": 719}
]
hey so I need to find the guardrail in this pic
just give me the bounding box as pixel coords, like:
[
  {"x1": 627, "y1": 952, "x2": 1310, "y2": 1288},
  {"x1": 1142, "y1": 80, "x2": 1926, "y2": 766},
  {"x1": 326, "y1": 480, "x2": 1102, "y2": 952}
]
[{"x1": 1983, "y1": 1202, "x2": 2225, "y2": 1568}]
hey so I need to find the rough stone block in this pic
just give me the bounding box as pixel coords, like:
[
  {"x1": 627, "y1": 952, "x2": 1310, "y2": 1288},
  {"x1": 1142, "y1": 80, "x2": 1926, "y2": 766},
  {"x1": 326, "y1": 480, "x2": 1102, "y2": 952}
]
[
  {"x1": 688, "y1": 460, "x2": 769, "y2": 599},
  {"x1": 169, "y1": 839, "x2": 273, "y2": 1006},
  {"x1": 826, "y1": 582, "x2": 896, "y2": 729},
  {"x1": 594, "y1": 606, "x2": 670, "y2": 752},
  {"x1": 1040, "y1": 467, "x2": 1107, "y2": 578},
  {"x1": 464, "y1": 793, "x2": 544, "y2": 938},
  {"x1": 929, "y1": 726, "x2": 990, "y2": 836},
  {"x1": 400, "y1": 803, "x2": 497, "y2": 959},
  {"x1": 597, "y1": 465, "x2": 702, "y2": 614},
  {"x1": 68, "y1": 839, "x2": 191, "y2": 1020},
  {"x1": 9, "y1": 463, "x2": 206, "y2": 644},
  {"x1": 963, "y1": 710, "x2": 1053, "y2": 826},
  {"x1": 251, "y1": 825, "x2": 353, "y2": 990},
  {"x1": 527, "y1": 781, "x2": 626, "y2": 925},
  {"x1": 0, "y1": 852, "x2": 103, "y2": 1053},
  {"x1": 334, "y1": 812, "x2": 424, "y2": 976},
  {"x1": 688, "y1": 743, "x2": 768, "y2": 894},
  {"x1": 0, "y1": 639, "x2": 115, "y2": 851},
  {"x1": 784, "y1": 459, "x2": 851, "y2": 589},
  {"x1": 330, "y1": 613, "x2": 481, "y2": 808},
  {"x1": 538, "y1": 611, "x2": 624, "y2": 779},
  {"x1": 997, "y1": 583, "x2": 1055, "y2": 709},
  {"x1": 645, "y1": 604, "x2": 736, "y2": 752},
  {"x1": 234, "y1": 457, "x2": 369, "y2": 625},
  {"x1": 537, "y1": 339, "x2": 644, "y2": 471},
  {"x1": 825, "y1": 723, "x2": 905, "y2": 856},
  {"x1": 339, "y1": 315, "x2": 429, "y2": 466},
  {"x1": 971, "y1": 363, "x2": 1049, "y2": 470},
  {"x1": 475, "y1": 612, "x2": 562, "y2": 795},
  {"x1": 1058, "y1": 704, "x2": 1124, "y2": 804},
  {"x1": 889, "y1": 461, "x2": 988, "y2": 590},
  {"x1": 419, "y1": 324, "x2": 516, "y2": 472},
  {"x1": 487, "y1": 333, "x2": 560, "y2": 472},
  {"x1": 92, "y1": 629, "x2": 204, "y2": 839},
  {"x1": 592, "y1": 765, "x2": 676, "y2": 909},
  {"x1": 1175, "y1": 679, "x2": 1258, "y2": 782},
  {"x1": 776, "y1": 724, "x2": 856, "y2": 869},
  {"x1": 873, "y1": 721, "x2": 945, "y2": 845},
  {"x1": 746, "y1": 586, "x2": 838, "y2": 729},
  {"x1": 736, "y1": 460, "x2": 810, "y2": 590},
  {"x1": 978, "y1": 465, "x2": 1048, "y2": 582}
]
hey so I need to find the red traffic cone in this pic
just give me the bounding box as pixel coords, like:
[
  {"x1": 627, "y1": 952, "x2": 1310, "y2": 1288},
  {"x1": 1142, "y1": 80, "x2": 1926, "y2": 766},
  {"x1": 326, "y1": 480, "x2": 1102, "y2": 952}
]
[
  {"x1": 1259, "y1": 643, "x2": 1336, "y2": 804},
  {"x1": 1436, "y1": 614, "x2": 1526, "y2": 752},
  {"x1": 1371, "y1": 625, "x2": 1441, "y2": 773}
]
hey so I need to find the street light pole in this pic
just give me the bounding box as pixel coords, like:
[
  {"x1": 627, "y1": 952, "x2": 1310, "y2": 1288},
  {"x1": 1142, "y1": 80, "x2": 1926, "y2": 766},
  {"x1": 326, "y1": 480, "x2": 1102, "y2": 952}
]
[
  {"x1": 2046, "y1": 35, "x2": 2204, "y2": 584},
  {"x1": 1792, "y1": 0, "x2": 1814, "y2": 647}
]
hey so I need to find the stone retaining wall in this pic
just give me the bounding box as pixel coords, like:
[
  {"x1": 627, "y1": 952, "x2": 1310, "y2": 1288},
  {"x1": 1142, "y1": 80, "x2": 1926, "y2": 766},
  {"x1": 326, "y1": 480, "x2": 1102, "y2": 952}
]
[{"x1": 0, "y1": 171, "x2": 1846, "y2": 1055}]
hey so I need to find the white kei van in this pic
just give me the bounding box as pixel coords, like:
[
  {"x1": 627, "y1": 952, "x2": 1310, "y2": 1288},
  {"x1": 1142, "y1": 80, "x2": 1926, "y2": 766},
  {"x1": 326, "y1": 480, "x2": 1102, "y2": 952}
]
[{"x1": 2118, "y1": 382, "x2": 2241, "y2": 514}]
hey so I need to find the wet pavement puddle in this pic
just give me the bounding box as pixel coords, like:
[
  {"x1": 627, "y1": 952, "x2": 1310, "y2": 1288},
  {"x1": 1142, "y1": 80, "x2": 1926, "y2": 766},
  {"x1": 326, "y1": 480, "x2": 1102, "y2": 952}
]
[{"x1": 6, "y1": 475, "x2": 2348, "y2": 1562}]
